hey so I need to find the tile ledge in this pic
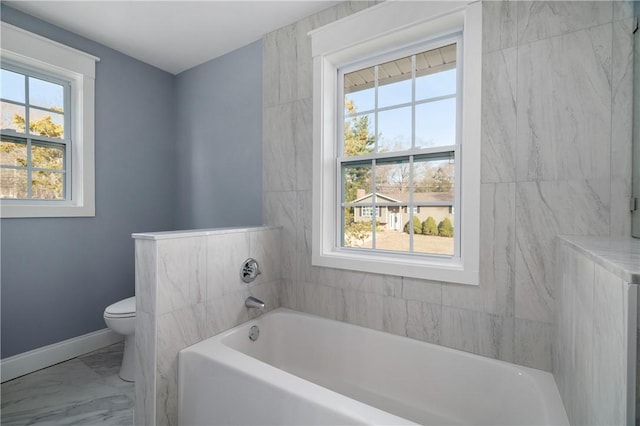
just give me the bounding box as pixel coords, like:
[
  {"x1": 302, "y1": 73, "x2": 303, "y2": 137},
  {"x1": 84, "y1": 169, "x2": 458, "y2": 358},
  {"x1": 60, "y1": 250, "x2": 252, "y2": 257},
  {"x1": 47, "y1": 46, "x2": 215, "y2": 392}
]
[
  {"x1": 132, "y1": 225, "x2": 281, "y2": 240},
  {"x1": 557, "y1": 235, "x2": 640, "y2": 284}
]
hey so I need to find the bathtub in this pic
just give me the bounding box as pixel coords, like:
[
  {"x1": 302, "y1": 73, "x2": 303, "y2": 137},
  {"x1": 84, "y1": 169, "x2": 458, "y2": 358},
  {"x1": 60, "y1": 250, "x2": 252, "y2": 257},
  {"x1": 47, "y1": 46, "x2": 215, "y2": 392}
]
[{"x1": 179, "y1": 308, "x2": 568, "y2": 425}]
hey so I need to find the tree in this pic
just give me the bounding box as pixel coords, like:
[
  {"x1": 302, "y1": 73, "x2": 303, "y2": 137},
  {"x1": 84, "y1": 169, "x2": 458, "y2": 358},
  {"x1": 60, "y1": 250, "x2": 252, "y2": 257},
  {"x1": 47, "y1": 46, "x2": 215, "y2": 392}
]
[
  {"x1": 429, "y1": 167, "x2": 453, "y2": 192},
  {"x1": 343, "y1": 98, "x2": 377, "y2": 246},
  {"x1": 343, "y1": 99, "x2": 374, "y2": 202},
  {"x1": 438, "y1": 218, "x2": 454, "y2": 237},
  {"x1": 12, "y1": 109, "x2": 64, "y2": 138},
  {"x1": 344, "y1": 221, "x2": 373, "y2": 247},
  {"x1": 1, "y1": 112, "x2": 65, "y2": 199},
  {"x1": 421, "y1": 216, "x2": 438, "y2": 235},
  {"x1": 403, "y1": 216, "x2": 422, "y2": 235}
]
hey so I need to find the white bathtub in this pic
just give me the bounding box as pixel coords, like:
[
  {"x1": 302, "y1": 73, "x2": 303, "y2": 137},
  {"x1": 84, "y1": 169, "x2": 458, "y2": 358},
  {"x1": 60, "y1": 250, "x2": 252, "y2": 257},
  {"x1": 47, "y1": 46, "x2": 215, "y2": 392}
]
[{"x1": 179, "y1": 308, "x2": 568, "y2": 425}]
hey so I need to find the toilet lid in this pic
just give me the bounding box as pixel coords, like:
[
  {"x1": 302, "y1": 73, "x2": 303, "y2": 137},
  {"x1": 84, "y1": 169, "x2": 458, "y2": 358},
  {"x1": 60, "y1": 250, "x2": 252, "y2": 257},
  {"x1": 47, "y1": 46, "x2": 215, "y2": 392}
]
[{"x1": 105, "y1": 296, "x2": 136, "y2": 316}]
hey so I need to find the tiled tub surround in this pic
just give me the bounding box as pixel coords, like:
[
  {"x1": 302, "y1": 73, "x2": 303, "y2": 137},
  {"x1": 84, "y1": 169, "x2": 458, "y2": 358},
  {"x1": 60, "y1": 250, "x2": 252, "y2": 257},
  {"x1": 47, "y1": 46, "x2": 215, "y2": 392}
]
[
  {"x1": 264, "y1": 1, "x2": 635, "y2": 371},
  {"x1": 132, "y1": 226, "x2": 281, "y2": 426},
  {"x1": 554, "y1": 236, "x2": 640, "y2": 425}
]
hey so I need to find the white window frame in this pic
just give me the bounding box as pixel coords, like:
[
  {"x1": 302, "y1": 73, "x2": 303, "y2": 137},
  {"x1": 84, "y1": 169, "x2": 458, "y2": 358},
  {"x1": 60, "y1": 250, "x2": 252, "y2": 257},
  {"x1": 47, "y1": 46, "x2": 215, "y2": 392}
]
[
  {"x1": 1, "y1": 22, "x2": 99, "y2": 218},
  {"x1": 310, "y1": 1, "x2": 481, "y2": 285}
]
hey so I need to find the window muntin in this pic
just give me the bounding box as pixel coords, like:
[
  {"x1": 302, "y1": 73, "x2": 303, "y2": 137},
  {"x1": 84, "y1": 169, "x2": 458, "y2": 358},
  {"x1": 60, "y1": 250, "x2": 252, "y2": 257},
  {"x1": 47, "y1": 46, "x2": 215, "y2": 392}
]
[
  {"x1": 339, "y1": 40, "x2": 460, "y2": 258},
  {"x1": 1, "y1": 65, "x2": 70, "y2": 201}
]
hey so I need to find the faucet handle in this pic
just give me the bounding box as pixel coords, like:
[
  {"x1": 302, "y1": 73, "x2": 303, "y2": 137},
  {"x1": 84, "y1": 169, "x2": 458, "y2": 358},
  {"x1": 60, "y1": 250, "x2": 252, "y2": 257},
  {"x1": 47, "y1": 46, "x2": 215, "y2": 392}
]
[{"x1": 241, "y1": 258, "x2": 261, "y2": 283}]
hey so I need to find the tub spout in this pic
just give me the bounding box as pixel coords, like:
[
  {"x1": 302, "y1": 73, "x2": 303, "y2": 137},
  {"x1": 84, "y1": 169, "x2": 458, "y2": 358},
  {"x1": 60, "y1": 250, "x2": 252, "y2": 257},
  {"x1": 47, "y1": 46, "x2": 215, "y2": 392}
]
[{"x1": 245, "y1": 296, "x2": 265, "y2": 310}]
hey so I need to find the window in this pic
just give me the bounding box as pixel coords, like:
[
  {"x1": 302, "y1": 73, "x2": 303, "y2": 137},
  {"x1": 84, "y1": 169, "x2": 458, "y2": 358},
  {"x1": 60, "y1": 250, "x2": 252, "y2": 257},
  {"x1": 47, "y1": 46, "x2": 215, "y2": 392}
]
[
  {"x1": 1, "y1": 66, "x2": 70, "y2": 200},
  {"x1": 360, "y1": 206, "x2": 380, "y2": 218},
  {"x1": 341, "y1": 41, "x2": 459, "y2": 257},
  {"x1": 0, "y1": 22, "x2": 98, "y2": 218},
  {"x1": 310, "y1": 1, "x2": 481, "y2": 284}
]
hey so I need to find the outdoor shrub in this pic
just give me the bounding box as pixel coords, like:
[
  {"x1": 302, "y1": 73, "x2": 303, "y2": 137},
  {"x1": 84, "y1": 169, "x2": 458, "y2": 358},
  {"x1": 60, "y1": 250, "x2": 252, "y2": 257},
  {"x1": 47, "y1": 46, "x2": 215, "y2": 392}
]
[
  {"x1": 403, "y1": 216, "x2": 422, "y2": 234},
  {"x1": 422, "y1": 216, "x2": 438, "y2": 235},
  {"x1": 438, "y1": 218, "x2": 454, "y2": 237}
]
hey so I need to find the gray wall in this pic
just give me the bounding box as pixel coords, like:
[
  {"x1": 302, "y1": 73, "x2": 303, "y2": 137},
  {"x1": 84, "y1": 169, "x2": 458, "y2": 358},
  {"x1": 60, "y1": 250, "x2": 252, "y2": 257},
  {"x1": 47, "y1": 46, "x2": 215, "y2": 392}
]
[
  {"x1": 174, "y1": 41, "x2": 263, "y2": 229},
  {"x1": 1, "y1": 5, "x2": 177, "y2": 358},
  {"x1": 1, "y1": 5, "x2": 265, "y2": 359}
]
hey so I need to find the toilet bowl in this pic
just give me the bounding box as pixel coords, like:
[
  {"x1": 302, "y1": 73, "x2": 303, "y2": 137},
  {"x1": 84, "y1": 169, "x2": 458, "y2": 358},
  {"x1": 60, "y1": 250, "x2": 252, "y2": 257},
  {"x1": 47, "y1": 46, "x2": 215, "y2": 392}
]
[{"x1": 104, "y1": 296, "x2": 136, "y2": 382}]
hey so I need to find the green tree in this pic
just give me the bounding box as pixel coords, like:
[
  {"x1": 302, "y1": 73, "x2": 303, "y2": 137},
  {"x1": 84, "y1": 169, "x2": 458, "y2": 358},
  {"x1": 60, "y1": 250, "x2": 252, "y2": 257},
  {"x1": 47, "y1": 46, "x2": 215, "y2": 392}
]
[
  {"x1": 12, "y1": 111, "x2": 63, "y2": 138},
  {"x1": 438, "y1": 218, "x2": 454, "y2": 237},
  {"x1": 343, "y1": 99, "x2": 374, "y2": 201},
  {"x1": 344, "y1": 221, "x2": 373, "y2": 247},
  {"x1": 421, "y1": 216, "x2": 438, "y2": 235},
  {"x1": 343, "y1": 99, "x2": 376, "y2": 246},
  {"x1": 403, "y1": 216, "x2": 422, "y2": 234},
  {"x1": 1, "y1": 112, "x2": 65, "y2": 199}
]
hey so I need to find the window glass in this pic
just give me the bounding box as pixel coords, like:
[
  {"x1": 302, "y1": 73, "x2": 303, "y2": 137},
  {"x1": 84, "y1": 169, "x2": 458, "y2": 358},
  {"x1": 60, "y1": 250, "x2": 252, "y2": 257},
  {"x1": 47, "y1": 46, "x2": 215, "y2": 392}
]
[
  {"x1": 343, "y1": 112, "x2": 375, "y2": 157},
  {"x1": 344, "y1": 66, "x2": 375, "y2": 113},
  {"x1": 416, "y1": 68, "x2": 456, "y2": 101},
  {"x1": 378, "y1": 55, "x2": 412, "y2": 108},
  {"x1": 415, "y1": 98, "x2": 456, "y2": 148},
  {"x1": 339, "y1": 43, "x2": 458, "y2": 257},
  {"x1": 378, "y1": 106, "x2": 411, "y2": 152},
  {"x1": 1, "y1": 102, "x2": 26, "y2": 133},
  {"x1": 0, "y1": 69, "x2": 25, "y2": 103},
  {"x1": 29, "y1": 108, "x2": 64, "y2": 139},
  {"x1": 0, "y1": 66, "x2": 68, "y2": 201},
  {"x1": 28, "y1": 76, "x2": 64, "y2": 111}
]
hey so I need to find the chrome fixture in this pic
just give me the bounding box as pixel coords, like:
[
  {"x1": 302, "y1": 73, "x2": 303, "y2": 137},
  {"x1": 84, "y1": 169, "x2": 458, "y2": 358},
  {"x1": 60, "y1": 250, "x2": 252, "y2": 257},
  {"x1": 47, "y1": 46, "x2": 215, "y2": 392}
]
[
  {"x1": 249, "y1": 325, "x2": 260, "y2": 342},
  {"x1": 240, "y1": 258, "x2": 261, "y2": 283},
  {"x1": 245, "y1": 296, "x2": 265, "y2": 310}
]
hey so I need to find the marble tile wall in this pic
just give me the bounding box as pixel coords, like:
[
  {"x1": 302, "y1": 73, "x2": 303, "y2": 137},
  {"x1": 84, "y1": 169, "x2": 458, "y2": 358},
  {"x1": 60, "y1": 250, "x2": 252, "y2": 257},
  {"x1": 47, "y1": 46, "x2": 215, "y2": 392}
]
[
  {"x1": 553, "y1": 237, "x2": 636, "y2": 425},
  {"x1": 134, "y1": 227, "x2": 281, "y2": 426},
  {"x1": 263, "y1": 0, "x2": 634, "y2": 371}
]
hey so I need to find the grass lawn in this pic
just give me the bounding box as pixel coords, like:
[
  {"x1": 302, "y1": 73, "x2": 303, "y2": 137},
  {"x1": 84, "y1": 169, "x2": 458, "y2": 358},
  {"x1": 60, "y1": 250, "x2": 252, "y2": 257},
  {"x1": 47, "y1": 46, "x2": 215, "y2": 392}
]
[{"x1": 348, "y1": 229, "x2": 454, "y2": 255}]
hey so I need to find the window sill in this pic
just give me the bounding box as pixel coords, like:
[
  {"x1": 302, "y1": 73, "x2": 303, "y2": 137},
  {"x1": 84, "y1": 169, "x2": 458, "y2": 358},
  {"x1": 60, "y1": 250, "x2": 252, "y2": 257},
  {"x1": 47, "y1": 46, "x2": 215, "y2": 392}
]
[
  {"x1": 312, "y1": 248, "x2": 478, "y2": 285},
  {"x1": 0, "y1": 202, "x2": 95, "y2": 218}
]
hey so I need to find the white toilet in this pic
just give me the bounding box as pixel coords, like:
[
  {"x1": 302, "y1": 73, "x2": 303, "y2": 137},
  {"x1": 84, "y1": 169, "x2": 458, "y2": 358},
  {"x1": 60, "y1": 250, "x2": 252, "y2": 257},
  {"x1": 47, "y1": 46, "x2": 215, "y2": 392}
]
[{"x1": 103, "y1": 296, "x2": 136, "y2": 382}]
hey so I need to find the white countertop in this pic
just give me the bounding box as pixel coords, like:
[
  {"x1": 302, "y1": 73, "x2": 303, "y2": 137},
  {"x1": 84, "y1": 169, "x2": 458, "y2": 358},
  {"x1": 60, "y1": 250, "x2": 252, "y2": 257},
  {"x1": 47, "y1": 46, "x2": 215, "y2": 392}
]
[
  {"x1": 559, "y1": 236, "x2": 640, "y2": 284},
  {"x1": 132, "y1": 225, "x2": 280, "y2": 240}
]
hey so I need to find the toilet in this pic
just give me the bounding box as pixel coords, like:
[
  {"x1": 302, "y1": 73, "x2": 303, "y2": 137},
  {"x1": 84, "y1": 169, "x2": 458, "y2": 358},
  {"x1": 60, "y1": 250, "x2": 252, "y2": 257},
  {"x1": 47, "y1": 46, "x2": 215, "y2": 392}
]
[{"x1": 103, "y1": 296, "x2": 136, "y2": 382}]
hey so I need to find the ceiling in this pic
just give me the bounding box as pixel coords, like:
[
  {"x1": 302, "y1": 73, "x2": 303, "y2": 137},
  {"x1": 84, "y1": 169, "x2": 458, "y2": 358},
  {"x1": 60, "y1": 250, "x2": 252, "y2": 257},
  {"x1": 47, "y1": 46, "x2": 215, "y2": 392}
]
[{"x1": 4, "y1": 1, "x2": 341, "y2": 75}]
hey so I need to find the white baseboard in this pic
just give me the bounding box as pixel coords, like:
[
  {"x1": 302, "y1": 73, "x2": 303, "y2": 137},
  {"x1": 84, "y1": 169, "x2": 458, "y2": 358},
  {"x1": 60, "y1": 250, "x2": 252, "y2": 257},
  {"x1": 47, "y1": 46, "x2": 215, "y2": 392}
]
[{"x1": 1, "y1": 328, "x2": 123, "y2": 383}]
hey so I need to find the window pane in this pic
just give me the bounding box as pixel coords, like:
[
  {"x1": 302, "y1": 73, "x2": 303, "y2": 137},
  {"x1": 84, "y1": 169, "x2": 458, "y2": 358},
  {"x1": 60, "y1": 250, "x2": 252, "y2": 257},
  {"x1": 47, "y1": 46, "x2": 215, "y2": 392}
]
[
  {"x1": 0, "y1": 168, "x2": 27, "y2": 198},
  {"x1": 378, "y1": 55, "x2": 412, "y2": 108},
  {"x1": 375, "y1": 220, "x2": 410, "y2": 252},
  {"x1": 32, "y1": 171, "x2": 64, "y2": 199},
  {"x1": 378, "y1": 106, "x2": 411, "y2": 152},
  {"x1": 29, "y1": 76, "x2": 64, "y2": 111},
  {"x1": 1, "y1": 69, "x2": 25, "y2": 103},
  {"x1": 343, "y1": 113, "x2": 375, "y2": 157},
  {"x1": 1, "y1": 101, "x2": 26, "y2": 133},
  {"x1": 344, "y1": 66, "x2": 375, "y2": 113},
  {"x1": 0, "y1": 138, "x2": 27, "y2": 167},
  {"x1": 414, "y1": 153, "x2": 455, "y2": 197},
  {"x1": 416, "y1": 68, "x2": 457, "y2": 101},
  {"x1": 376, "y1": 157, "x2": 410, "y2": 195},
  {"x1": 29, "y1": 108, "x2": 64, "y2": 139},
  {"x1": 343, "y1": 206, "x2": 373, "y2": 248},
  {"x1": 412, "y1": 206, "x2": 454, "y2": 255},
  {"x1": 342, "y1": 163, "x2": 371, "y2": 203},
  {"x1": 415, "y1": 98, "x2": 456, "y2": 148},
  {"x1": 32, "y1": 144, "x2": 64, "y2": 170}
]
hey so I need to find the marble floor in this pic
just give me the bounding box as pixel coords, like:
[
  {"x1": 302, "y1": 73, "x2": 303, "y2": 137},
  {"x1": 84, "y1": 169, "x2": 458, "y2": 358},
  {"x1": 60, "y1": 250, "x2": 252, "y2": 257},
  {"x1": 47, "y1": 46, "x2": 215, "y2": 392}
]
[{"x1": 1, "y1": 342, "x2": 134, "y2": 426}]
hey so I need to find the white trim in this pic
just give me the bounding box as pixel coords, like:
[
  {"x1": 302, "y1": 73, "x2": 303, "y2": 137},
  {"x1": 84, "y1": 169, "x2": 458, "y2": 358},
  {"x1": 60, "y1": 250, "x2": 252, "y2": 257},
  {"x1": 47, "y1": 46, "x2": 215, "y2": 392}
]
[
  {"x1": 311, "y1": 1, "x2": 481, "y2": 285},
  {"x1": 0, "y1": 23, "x2": 99, "y2": 76},
  {"x1": 0, "y1": 22, "x2": 98, "y2": 218},
  {"x1": 1, "y1": 328, "x2": 122, "y2": 383}
]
